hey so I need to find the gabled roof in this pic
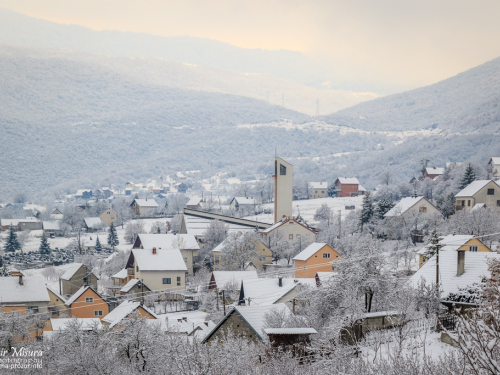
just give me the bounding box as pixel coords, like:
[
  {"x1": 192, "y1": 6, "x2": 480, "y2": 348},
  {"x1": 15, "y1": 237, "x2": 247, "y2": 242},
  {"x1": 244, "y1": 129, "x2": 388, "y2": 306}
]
[
  {"x1": 210, "y1": 271, "x2": 258, "y2": 289},
  {"x1": 259, "y1": 217, "x2": 317, "y2": 235},
  {"x1": 309, "y1": 182, "x2": 328, "y2": 189},
  {"x1": 232, "y1": 197, "x2": 257, "y2": 205},
  {"x1": 240, "y1": 278, "x2": 298, "y2": 306},
  {"x1": 489, "y1": 157, "x2": 500, "y2": 165},
  {"x1": 65, "y1": 286, "x2": 101, "y2": 307},
  {"x1": 47, "y1": 286, "x2": 67, "y2": 303},
  {"x1": 84, "y1": 217, "x2": 102, "y2": 228},
  {"x1": 60, "y1": 263, "x2": 84, "y2": 280},
  {"x1": 425, "y1": 167, "x2": 445, "y2": 175},
  {"x1": 135, "y1": 233, "x2": 200, "y2": 250},
  {"x1": 112, "y1": 269, "x2": 128, "y2": 279},
  {"x1": 202, "y1": 303, "x2": 290, "y2": 343},
  {"x1": 120, "y1": 279, "x2": 141, "y2": 293},
  {"x1": 102, "y1": 300, "x2": 156, "y2": 328},
  {"x1": 132, "y1": 199, "x2": 158, "y2": 208},
  {"x1": 455, "y1": 180, "x2": 499, "y2": 197},
  {"x1": 50, "y1": 318, "x2": 102, "y2": 331},
  {"x1": 315, "y1": 272, "x2": 337, "y2": 284},
  {"x1": 416, "y1": 235, "x2": 490, "y2": 255},
  {"x1": 264, "y1": 328, "x2": 317, "y2": 335},
  {"x1": 130, "y1": 249, "x2": 187, "y2": 271},
  {"x1": 293, "y1": 243, "x2": 330, "y2": 261},
  {"x1": 336, "y1": 177, "x2": 359, "y2": 185},
  {"x1": 42, "y1": 221, "x2": 61, "y2": 230},
  {"x1": 409, "y1": 251, "x2": 500, "y2": 298},
  {"x1": 0, "y1": 219, "x2": 19, "y2": 227},
  {"x1": 384, "y1": 196, "x2": 434, "y2": 217},
  {"x1": 186, "y1": 197, "x2": 202, "y2": 206},
  {"x1": 0, "y1": 276, "x2": 50, "y2": 304}
]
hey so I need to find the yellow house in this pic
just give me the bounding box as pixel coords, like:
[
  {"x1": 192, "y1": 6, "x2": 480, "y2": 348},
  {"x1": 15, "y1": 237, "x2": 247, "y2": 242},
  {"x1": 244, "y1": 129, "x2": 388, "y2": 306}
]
[
  {"x1": 101, "y1": 300, "x2": 157, "y2": 329},
  {"x1": 258, "y1": 217, "x2": 317, "y2": 243},
  {"x1": 293, "y1": 243, "x2": 341, "y2": 278},
  {"x1": 455, "y1": 180, "x2": 500, "y2": 212},
  {"x1": 47, "y1": 287, "x2": 67, "y2": 318},
  {"x1": 309, "y1": 182, "x2": 328, "y2": 199},
  {"x1": 418, "y1": 234, "x2": 492, "y2": 268},
  {"x1": 100, "y1": 208, "x2": 118, "y2": 226},
  {"x1": 65, "y1": 286, "x2": 110, "y2": 319},
  {"x1": 212, "y1": 235, "x2": 273, "y2": 270}
]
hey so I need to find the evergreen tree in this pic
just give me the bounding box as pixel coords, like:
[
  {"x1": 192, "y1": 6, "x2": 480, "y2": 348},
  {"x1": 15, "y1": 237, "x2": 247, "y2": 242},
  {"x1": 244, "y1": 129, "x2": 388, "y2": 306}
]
[
  {"x1": 459, "y1": 163, "x2": 477, "y2": 190},
  {"x1": 95, "y1": 236, "x2": 102, "y2": 252},
  {"x1": 107, "y1": 222, "x2": 119, "y2": 250},
  {"x1": 39, "y1": 232, "x2": 51, "y2": 254},
  {"x1": 4, "y1": 226, "x2": 21, "y2": 253},
  {"x1": 359, "y1": 192, "x2": 374, "y2": 231},
  {"x1": 424, "y1": 229, "x2": 443, "y2": 260},
  {"x1": 327, "y1": 182, "x2": 337, "y2": 197},
  {"x1": 375, "y1": 195, "x2": 395, "y2": 219}
]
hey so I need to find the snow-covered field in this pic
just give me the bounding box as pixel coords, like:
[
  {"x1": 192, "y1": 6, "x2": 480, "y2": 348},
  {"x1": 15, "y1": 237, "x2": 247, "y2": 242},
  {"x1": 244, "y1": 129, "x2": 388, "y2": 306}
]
[{"x1": 244, "y1": 196, "x2": 363, "y2": 225}]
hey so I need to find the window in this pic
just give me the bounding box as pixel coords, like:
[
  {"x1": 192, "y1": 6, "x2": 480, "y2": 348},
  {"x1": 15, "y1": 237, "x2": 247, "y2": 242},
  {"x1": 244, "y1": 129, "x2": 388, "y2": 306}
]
[
  {"x1": 296, "y1": 234, "x2": 301, "y2": 238},
  {"x1": 163, "y1": 278, "x2": 171, "y2": 284},
  {"x1": 469, "y1": 246, "x2": 478, "y2": 252},
  {"x1": 419, "y1": 207, "x2": 427, "y2": 213},
  {"x1": 27, "y1": 306, "x2": 39, "y2": 313},
  {"x1": 280, "y1": 164, "x2": 286, "y2": 175},
  {"x1": 94, "y1": 311, "x2": 103, "y2": 316},
  {"x1": 303, "y1": 266, "x2": 306, "y2": 270},
  {"x1": 468, "y1": 200, "x2": 471, "y2": 207},
  {"x1": 85, "y1": 297, "x2": 94, "y2": 303},
  {"x1": 321, "y1": 191, "x2": 324, "y2": 194},
  {"x1": 297, "y1": 265, "x2": 299, "y2": 270},
  {"x1": 487, "y1": 189, "x2": 495, "y2": 195},
  {"x1": 497, "y1": 200, "x2": 500, "y2": 207},
  {"x1": 259, "y1": 256, "x2": 266, "y2": 262},
  {"x1": 461, "y1": 200, "x2": 465, "y2": 207},
  {"x1": 136, "y1": 266, "x2": 139, "y2": 272},
  {"x1": 323, "y1": 253, "x2": 331, "y2": 259},
  {"x1": 177, "y1": 276, "x2": 181, "y2": 286},
  {"x1": 289, "y1": 234, "x2": 293, "y2": 240}
]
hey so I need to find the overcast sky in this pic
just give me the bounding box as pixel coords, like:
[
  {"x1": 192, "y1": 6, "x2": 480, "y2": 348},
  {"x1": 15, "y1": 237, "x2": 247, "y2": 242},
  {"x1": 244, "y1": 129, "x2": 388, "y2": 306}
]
[{"x1": 1, "y1": 0, "x2": 500, "y2": 88}]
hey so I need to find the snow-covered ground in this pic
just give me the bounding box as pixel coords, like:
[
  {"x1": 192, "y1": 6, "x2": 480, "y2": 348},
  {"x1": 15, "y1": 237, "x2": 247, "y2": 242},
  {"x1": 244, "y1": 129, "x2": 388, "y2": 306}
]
[{"x1": 244, "y1": 196, "x2": 363, "y2": 225}]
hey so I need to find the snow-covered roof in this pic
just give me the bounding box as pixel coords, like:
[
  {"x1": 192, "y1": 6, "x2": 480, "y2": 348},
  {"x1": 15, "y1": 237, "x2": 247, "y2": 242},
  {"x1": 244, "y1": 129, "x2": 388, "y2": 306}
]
[
  {"x1": 186, "y1": 197, "x2": 202, "y2": 206},
  {"x1": 133, "y1": 199, "x2": 158, "y2": 207},
  {"x1": 425, "y1": 167, "x2": 445, "y2": 175},
  {"x1": 409, "y1": 251, "x2": 500, "y2": 298},
  {"x1": 76, "y1": 189, "x2": 92, "y2": 196},
  {"x1": 43, "y1": 221, "x2": 61, "y2": 231},
  {"x1": 211, "y1": 271, "x2": 258, "y2": 289},
  {"x1": 112, "y1": 269, "x2": 128, "y2": 279},
  {"x1": 84, "y1": 217, "x2": 102, "y2": 228},
  {"x1": 316, "y1": 272, "x2": 337, "y2": 283},
  {"x1": 0, "y1": 276, "x2": 50, "y2": 304},
  {"x1": 23, "y1": 204, "x2": 46, "y2": 212},
  {"x1": 260, "y1": 220, "x2": 284, "y2": 234},
  {"x1": 65, "y1": 286, "x2": 95, "y2": 306},
  {"x1": 455, "y1": 180, "x2": 499, "y2": 197},
  {"x1": 337, "y1": 177, "x2": 359, "y2": 185},
  {"x1": 489, "y1": 157, "x2": 500, "y2": 165},
  {"x1": 358, "y1": 184, "x2": 367, "y2": 192},
  {"x1": 136, "y1": 234, "x2": 200, "y2": 250},
  {"x1": 0, "y1": 219, "x2": 19, "y2": 227},
  {"x1": 132, "y1": 249, "x2": 187, "y2": 271},
  {"x1": 102, "y1": 300, "x2": 156, "y2": 328},
  {"x1": 264, "y1": 328, "x2": 317, "y2": 335},
  {"x1": 47, "y1": 286, "x2": 67, "y2": 303},
  {"x1": 60, "y1": 263, "x2": 84, "y2": 281},
  {"x1": 309, "y1": 182, "x2": 328, "y2": 189},
  {"x1": 120, "y1": 279, "x2": 140, "y2": 293},
  {"x1": 472, "y1": 203, "x2": 487, "y2": 211},
  {"x1": 183, "y1": 214, "x2": 258, "y2": 237},
  {"x1": 293, "y1": 243, "x2": 330, "y2": 261},
  {"x1": 18, "y1": 217, "x2": 40, "y2": 223},
  {"x1": 51, "y1": 318, "x2": 102, "y2": 331},
  {"x1": 241, "y1": 278, "x2": 298, "y2": 305},
  {"x1": 232, "y1": 197, "x2": 257, "y2": 205},
  {"x1": 384, "y1": 196, "x2": 429, "y2": 217}
]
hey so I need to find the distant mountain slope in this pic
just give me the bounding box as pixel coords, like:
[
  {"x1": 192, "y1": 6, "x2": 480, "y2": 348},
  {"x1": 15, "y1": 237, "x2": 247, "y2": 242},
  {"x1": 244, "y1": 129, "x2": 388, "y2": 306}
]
[
  {"x1": 0, "y1": 45, "x2": 305, "y2": 126},
  {"x1": 322, "y1": 56, "x2": 500, "y2": 132},
  {"x1": 0, "y1": 7, "x2": 328, "y2": 87}
]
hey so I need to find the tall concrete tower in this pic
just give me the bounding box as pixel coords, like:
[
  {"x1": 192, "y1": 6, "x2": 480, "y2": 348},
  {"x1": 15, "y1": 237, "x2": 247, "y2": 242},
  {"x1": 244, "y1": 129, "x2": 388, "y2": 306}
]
[{"x1": 274, "y1": 157, "x2": 293, "y2": 222}]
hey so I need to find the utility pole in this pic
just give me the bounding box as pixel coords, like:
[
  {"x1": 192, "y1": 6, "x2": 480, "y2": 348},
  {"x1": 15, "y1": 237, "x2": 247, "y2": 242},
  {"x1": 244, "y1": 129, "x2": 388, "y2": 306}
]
[
  {"x1": 338, "y1": 210, "x2": 342, "y2": 238},
  {"x1": 222, "y1": 290, "x2": 226, "y2": 315},
  {"x1": 292, "y1": 298, "x2": 296, "y2": 314},
  {"x1": 436, "y1": 243, "x2": 442, "y2": 291},
  {"x1": 216, "y1": 288, "x2": 219, "y2": 311}
]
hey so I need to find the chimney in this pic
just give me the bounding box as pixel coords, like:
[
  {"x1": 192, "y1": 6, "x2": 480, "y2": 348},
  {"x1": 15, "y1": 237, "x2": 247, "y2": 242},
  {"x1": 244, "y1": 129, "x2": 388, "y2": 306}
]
[
  {"x1": 457, "y1": 251, "x2": 465, "y2": 276},
  {"x1": 18, "y1": 275, "x2": 23, "y2": 285},
  {"x1": 278, "y1": 276, "x2": 283, "y2": 287},
  {"x1": 152, "y1": 247, "x2": 157, "y2": 254}
]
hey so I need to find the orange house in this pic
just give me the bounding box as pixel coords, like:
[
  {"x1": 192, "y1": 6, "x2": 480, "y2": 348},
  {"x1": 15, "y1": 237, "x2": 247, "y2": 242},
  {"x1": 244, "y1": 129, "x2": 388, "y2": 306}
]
[
  {"x1": 65, "y1": 286, "x2": 110, "y2": 319},
  {"x1": 293, "y1": 243, "x2": 341, "y2": 278},
  {"x1": 101, "y1": 300, "x2": 157, "y2": 329}
]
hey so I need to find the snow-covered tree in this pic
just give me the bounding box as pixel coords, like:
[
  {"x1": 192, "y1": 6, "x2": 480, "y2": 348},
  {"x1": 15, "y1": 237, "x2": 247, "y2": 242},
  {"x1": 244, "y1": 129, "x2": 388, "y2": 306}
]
[
  {"x1": 219, "y1": 232, "x2": 258, "y2": 271},
  {"x1": 359, "y1": 192, "x2": 374, "y2": 231},
  {"x1": 375, "y1": 194, "x2": 395, "y2": 219},
  {"x1": 124, "y1": 221, "x2": 144, "y2": 244},
  {"x1": 39, "y1": 232, "x2": 51, "y2": 254},
  {"x1": 313, "y1": 203, "x2": 331, "y2": 223},
  {"x1": 94, "y1": 236, "x2": 102, "y2": 252},
  {"x1": 107, "y1": 222, "x2": 119, "y2": 250},
  {"x1": 3, "y1": 226, "x2": 20, "y2": 253},
  {"x1": 459, "y1": 163, "x2": 477, "y2": 190}
]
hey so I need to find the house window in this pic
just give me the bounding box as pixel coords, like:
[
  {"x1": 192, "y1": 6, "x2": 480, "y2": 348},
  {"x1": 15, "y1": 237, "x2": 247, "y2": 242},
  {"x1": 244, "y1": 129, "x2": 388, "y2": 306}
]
[
  {"x1": 303, "y1": 266, "x2": 306, "y2": 270},
  {"x1": 297, "y1": 265, "x2": 299, "y2": 270},
  {"x1": 289, "y1": 234, "x2": 293, "y2": 240},
  {"x1": 321, "y1": 191, "x2": 324, "y2": 194},
  {"x1": 497, "y1": 200, "x2": 500, "y2": 207},
  {"x1": 323, "y1": 253, "x2": 331, "y2": 259},
  {"x1": 85, "y1": 297, "x2": 94, "y2": 303},
  {"x1": 27, "y1": 306, "x2": 39, "y2": 313},
  {"x1": 280, "y1": 164, "x2": 286, "y2": 175},
  {"x1": 419, "y1": 207, "x2": 427, "y2": 213},
  {"x1": 461, "y1": 200, "x2": 465, "y2": 207},
  {"x1": 94, "y1": 311, "x2": 103, "y2": 316},
  {"x1": 136, "y1": 266, "x2": 139, "y2": 272},
  {"x1": 469, "y1": 246, "x2": 478, "y2": 252},
  {"x1": 296, "y1": 234, "x2": 301, "y2": 238},
  {"x1": 163, "y1": 278, "x2": 171, "y2": 284},
  {"x1": 487, "y1": 189, "x2": 495, "y2": 195},
  {"x1": 468, "y1": 200, "x2": 471, "y2": 206},
  {"x1": 259, "y1": 256, "x2": 266, "y2": 262},
  {"x1": 177, "y1": 276, "x2": 181, "y2": 286}
]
